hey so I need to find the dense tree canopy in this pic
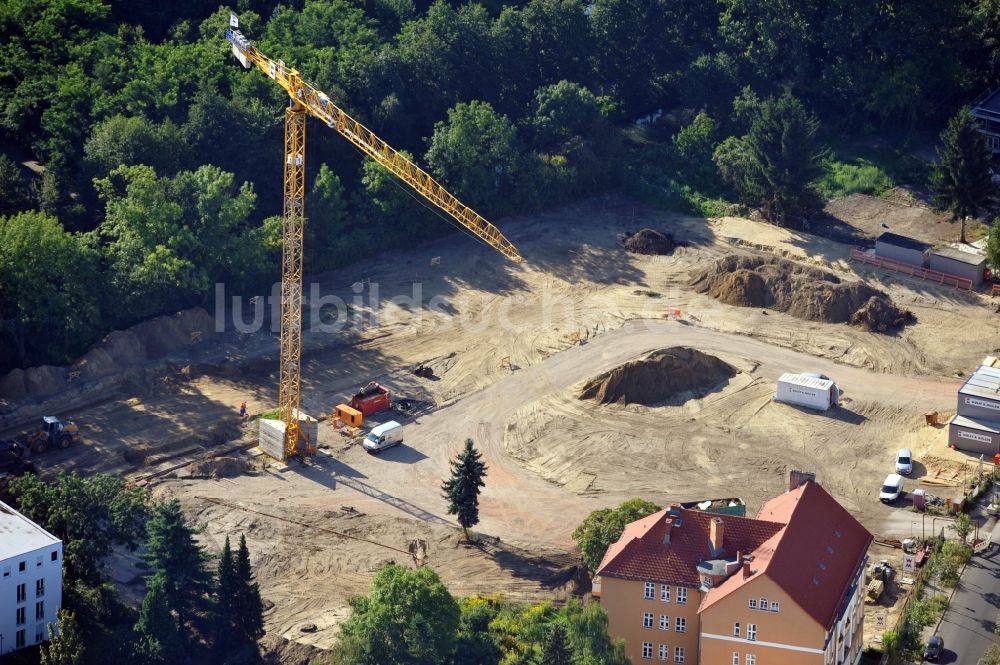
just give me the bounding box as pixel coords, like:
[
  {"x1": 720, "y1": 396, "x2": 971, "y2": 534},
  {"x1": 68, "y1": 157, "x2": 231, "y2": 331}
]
[
  {"x1": 0, "y1": 0, "x2": 997, "y2": 373},
  {"x1": 572, "y1": 498, "x2": 660, "y2": 573}
]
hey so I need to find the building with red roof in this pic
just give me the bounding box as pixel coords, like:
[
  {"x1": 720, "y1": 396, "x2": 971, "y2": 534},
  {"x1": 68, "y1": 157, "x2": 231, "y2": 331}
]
[{"x1": 593, "y1": 480, "x2": 872, "y2": 665}]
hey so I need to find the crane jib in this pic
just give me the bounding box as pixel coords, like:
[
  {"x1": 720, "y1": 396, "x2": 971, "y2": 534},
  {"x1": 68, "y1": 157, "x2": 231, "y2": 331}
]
[{"x1": 225, "y1": 27, "x2": 522, "y2": 263}]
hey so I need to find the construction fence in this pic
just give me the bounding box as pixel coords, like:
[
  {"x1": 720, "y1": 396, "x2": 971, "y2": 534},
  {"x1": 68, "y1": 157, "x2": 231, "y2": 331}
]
[{"x1": 850, "y1": 249, "x2": 974, "y2": 290}]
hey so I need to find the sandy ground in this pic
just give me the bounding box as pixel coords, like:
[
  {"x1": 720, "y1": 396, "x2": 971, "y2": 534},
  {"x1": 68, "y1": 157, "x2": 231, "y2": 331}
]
[{"x1": 9, "y1": 192, "x2": 1000, "y2": 656}]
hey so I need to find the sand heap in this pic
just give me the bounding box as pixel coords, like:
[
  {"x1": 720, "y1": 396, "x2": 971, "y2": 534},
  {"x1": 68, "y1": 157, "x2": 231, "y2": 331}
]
[
  {"x1": 188, "y1": 456, "x2": 248, "y2": 479},
  {"x1": 0, "y1": 308, "x2": 217, "y2": 401},
  {"x1": 578, "y1": 347, "x2": 736, "y2": 406},
  {"x1": 690, "y1": 256, "x2": 914, "y2": 332},
  {"x1": 624, "y1": 228, "x2": 676, "y2": 255}
]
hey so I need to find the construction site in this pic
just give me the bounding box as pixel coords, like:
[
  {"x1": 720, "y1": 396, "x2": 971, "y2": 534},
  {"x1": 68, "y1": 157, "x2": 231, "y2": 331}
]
[
  {"x1": 1, "y1": 187, "x2": 997, "y2": 659},
  {"x1": 1, "y1": 20, "x2": 998, "y2": 663}
]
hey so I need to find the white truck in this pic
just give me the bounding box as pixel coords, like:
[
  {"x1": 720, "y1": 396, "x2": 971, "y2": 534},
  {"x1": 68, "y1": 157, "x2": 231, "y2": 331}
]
[
  {"x1": 363, "y1": 421, "x2": 403, "y2": 454},
  {"x1": 775, "y1": 373, "x2": 840, "y2": 411}
]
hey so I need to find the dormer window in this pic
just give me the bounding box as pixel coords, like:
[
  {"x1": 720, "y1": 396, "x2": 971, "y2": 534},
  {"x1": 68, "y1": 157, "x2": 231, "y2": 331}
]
[{"x1": 703, "y1": 576, "x2": 713, "y2": 588}]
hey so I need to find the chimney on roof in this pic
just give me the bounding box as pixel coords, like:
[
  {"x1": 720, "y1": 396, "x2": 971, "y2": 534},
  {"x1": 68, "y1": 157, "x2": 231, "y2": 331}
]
[
  {"x1": 741, "y1": 554, "x2": 753, "y2": 580},
  {"x1": 789, "y1": 470, "x2": 817, "y2": 491},
  {"x1": 710, "y1": 517, "x2": 724, "y2": 553}
]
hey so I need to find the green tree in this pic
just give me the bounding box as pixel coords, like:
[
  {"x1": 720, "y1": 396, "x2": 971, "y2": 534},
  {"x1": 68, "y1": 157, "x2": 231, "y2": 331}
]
[
  {"x1": 0, "y1": 211, "x2": 102, "y2": 369},
  {"x1": 453, "y1": 599, "x2": 502, "y2": 665},
  {"x1": 530, "y1": 80, "x2": 604, "y2": 150},
  {"x1": 441, "y1": 438, "x2": 488, "y2": 541},
  {"x1": 40, "y1": 609, "x2": 85, "y2": 665},
  {"x1": 931, "y1": 107, "x2": 998, "y2": 242},
  {"x1": 0, "y1": 155, "x2": 30, "y2": 215},
  {"x1": 426, "y1": 101, "x2": 522, "y2": 213},
  {"x1": 9, "y1": 473, "x2": 149, "y2": 586},
  {"x1": 572, "y1": 498, "x2": 660, "y2": 572},
  {"x1": 985, "y1": 644, "x2": 1000, "y2": 665},
  {"x1": 715, "y1": 92, "x2": 826, "y2": 225},
  {"x1": 213, "y1": 536, "x2": 238, "y2": 656},
  {"x1": 96, "y1": 164, "x2": 260, "y2": 322},
  {"x1": 134, "y1": 573, "x2": 184, "y2": 664},
  {"x1": 673, "y1": 112, "x2": 719, "y2": 189},
  {"x1": 986, "y1": 219, "x2": 1000, "y2": 276},
  {"x1": 145, "y1": 499, "x2": 211, "y2": 629},
  {"x1": 83, "y1": 115, "x2": 189, "y2": 179},
  {"x1": 234, "y1": 535, "x2": 265, "y2": 649},
  {"x1": 949, "y1": 512, "x2": 973, "y2": 543},
  {"x1": 539, "y1": 622, "x2": 572, "y2": 665},
  {"x1": 561, "y1": 599, "x2": 629, "y2": 665},
  {"x1": 331, "y1": 565, "x2": 460, "y2": 665}
]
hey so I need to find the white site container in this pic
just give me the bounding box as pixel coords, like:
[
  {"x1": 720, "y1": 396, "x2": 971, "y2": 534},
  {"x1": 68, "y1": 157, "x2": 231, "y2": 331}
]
[{"x1": 775, "y1": 373, "x2": 840, "y2": 411}]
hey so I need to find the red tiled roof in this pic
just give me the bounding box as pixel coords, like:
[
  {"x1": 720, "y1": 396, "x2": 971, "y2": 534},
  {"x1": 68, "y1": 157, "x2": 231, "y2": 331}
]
[
  {"x1": 596, "y1": 507, "x2": 785, "y2": 587},
  {"x1": 700, "y1": 481, "x2": 873, "y2": 629}
]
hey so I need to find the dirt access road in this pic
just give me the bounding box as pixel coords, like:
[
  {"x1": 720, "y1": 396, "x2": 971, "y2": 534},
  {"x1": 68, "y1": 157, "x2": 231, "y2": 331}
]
[{"x1": 176, "y1": 318, "x2": 959, "y2": 546}]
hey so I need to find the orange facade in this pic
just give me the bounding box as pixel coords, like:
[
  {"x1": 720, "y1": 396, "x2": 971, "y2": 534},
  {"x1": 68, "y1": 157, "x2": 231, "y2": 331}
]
[{"x1": 599, "y1": 577, "x2": 701, "y2": 664}]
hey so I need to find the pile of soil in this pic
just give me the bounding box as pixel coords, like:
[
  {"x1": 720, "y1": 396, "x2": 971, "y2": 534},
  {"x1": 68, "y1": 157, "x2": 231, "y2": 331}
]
[
  {"x1": 188, "y1": 456, "x2": 248, "y2": 479},
  {"x1": 690, "y1": 256, "x2": 914, "y2": 332},
  {"x1": 0, "y1": 308, "x2": 217, "y2": 401},
  {"x1": 578, "y1": 347, "x2": 736, "y2": 406},
  {"x1": 624, "y1": 228, "x2": 676, "y2": 255}
]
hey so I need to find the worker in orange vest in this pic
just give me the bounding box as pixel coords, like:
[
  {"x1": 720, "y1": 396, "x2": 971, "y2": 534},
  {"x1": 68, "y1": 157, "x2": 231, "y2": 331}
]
[{"x1": 239, "y1": 401, "x2": 247, "y2": 418}]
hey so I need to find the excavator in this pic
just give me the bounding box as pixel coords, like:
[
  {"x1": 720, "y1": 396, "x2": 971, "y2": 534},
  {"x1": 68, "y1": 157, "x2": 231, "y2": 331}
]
[{"x1": 225, "y1": 16, "x2": 523, "y2": 461}]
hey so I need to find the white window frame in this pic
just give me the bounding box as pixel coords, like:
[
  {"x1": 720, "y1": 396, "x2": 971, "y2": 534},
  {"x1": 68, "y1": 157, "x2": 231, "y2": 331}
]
[
  {"x1": 661, "y1": 584, "x2": 670, "y2": 602},
  {"x1": 674, "y1": 646, "x2": 685, "y2": 663},
  {"x1": 770, "y1": 601, "x2": 779, "y2": 612},
  {"x1": 675, "y1": 616, "x2": 686, "y2": 633},
  {"x1": 643, "y1": 612, "x2": 654, "y2": 629},
  {"x1": 734, "y1": 622, "x2": 740, "y2": 637},
  {"x1": 659, "y1": 644, "x2": 669, "y2": 661},
  {"x1": 746, "y1": 655, "x2": 756, "y2": 665},
  {"x1": 759, "y1": 597, "x2": 767, "y2": 610},
  {"x1": 676, "y1": 587, "x2": 687, "y2": 605},
  {"x1": 747, "y1": 623, "x2": 757, "y2": 641},
  {"x1": 748, "y1": 598, "x2": 757, "y2": 609},
  {"x1": 733, "y1": 653, "x2": 740, "y2": 665},
  {"x1": 645, "y1": 582, "x2": 655, "y2": 600},
  {"x1": 660, "y1": 615, "x2": 669, "y2": 630},
  {"x1": 642, "y1": 642, "x2": 653, "y2": 660}
]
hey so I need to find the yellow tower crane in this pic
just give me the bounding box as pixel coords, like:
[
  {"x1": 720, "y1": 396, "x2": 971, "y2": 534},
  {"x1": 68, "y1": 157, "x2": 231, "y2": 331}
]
[{"x1": 225, "y1": 18, "x2": 522, "y2": 461}]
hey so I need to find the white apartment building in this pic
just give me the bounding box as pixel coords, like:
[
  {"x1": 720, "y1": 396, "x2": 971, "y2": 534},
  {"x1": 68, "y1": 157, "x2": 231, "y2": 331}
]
[{"x1": 0, "y1": 500, "x2": 62, "y2": 656}]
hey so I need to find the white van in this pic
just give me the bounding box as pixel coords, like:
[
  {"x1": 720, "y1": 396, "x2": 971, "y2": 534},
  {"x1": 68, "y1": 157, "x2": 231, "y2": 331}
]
[
  {"x1": 880, "y1": 474, "x2": 904, "y2": 504},
  {"x1": 363, "y1": 421, "x2": 403, "y2": 453}
]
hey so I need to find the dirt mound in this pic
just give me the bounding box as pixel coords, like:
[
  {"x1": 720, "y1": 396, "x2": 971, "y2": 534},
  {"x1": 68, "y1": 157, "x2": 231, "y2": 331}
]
[
  {"x1": 188, "y1": 456, "x2": 248, "y2": 479},
  {"x1": 851, "y1": 296, "x2": 917, "y2": 332},
  {"x1": 690, "y1": 256, "x2": 914, "y2": 332},
  {"x1": 578, "y1": 347, "x2": 736, "y2": 406},
  {"x1": 0, "y1": 308, "x2": 217, "y2": 401},
  {"x1": 624, "y1": 228, "x2": 676, "y2": 255}
]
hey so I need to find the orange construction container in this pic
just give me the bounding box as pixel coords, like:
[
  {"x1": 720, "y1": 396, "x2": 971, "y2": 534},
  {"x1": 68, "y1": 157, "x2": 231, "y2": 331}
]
[{"x1": 334, "y1": 404, "x2": 363, "y2": 428}]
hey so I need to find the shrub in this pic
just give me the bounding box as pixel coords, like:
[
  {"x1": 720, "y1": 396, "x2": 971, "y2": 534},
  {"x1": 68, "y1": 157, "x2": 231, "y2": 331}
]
[{"x1": 815, "y1": 159, "x2": 893, "y2": 199}]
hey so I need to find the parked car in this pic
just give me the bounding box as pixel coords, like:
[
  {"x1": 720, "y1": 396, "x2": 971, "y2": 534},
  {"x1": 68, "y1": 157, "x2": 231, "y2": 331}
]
[
  {"x1": 880, "y1": 474, "x2": 904, "y2": 504},
  {"x1": 923, "y1": 635, "x2": 943, "y2": 661},
  {"x1": 895, "y1": 448, "x2": 913, "y2": 475},
  {"x1": 363, "y1": 420, "x2": 403, "y2": 454}
]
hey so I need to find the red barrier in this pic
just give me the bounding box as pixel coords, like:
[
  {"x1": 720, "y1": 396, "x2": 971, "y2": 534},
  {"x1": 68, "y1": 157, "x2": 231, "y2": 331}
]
[{"x1": 850, "y1": 249, "x2": 973, "y2": 290}]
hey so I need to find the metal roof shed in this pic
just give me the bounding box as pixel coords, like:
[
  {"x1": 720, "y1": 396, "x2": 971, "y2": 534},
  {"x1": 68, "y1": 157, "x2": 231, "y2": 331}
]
[
  {"x1": 875, "y1": 232, "x2": 931, "y2": 267},
  {"x1": 928, "y1": 247, "x2": 986, "y2": 287},
  {"x1": 949, "y1": 415, "x2": 1000, "y2": 454},
  {"x1": 957, "y1": 371, "x2": 1000, "y2": 419}
]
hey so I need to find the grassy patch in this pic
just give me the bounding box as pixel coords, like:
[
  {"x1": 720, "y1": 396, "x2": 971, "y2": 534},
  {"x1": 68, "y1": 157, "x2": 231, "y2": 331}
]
[
  {"x1": 816, "y1": 159, "x2": 894, "y2": 199},
  {"x1": 633, "y1": 289, "x2": 661, "y2": 298},
  {"x1": 257, "y1": 409, "x2": 280, "y2": 421}
]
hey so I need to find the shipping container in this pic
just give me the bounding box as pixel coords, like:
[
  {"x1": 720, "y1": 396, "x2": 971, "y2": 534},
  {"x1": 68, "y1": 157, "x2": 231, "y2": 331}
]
[
  {"x1": 928, "y1": 247, "x2": 986, "y2": 287},
  {"x1": 957, "y1": 370, "x2": 1000, "y2": 419},
  {"x1": 775, "y1": 373, "x2": 840, "y2": 411},
  {"x1": 875, "y1": 232, "x2": 931, "y2": 267},
  {"x1": 948, "y1": 415, "x2": 1000, "y2": 455}
]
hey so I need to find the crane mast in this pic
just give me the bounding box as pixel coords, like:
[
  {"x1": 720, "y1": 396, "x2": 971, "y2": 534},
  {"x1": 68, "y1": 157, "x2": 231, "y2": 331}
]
[{"x1": 226, "y1": 20, "x2": 522, "y2": 460}]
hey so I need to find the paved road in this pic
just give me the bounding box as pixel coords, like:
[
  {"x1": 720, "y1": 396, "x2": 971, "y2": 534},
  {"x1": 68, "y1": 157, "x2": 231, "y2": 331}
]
[{"x1": 933, "y1": 549, "x2": 1000, "y2": 664}]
